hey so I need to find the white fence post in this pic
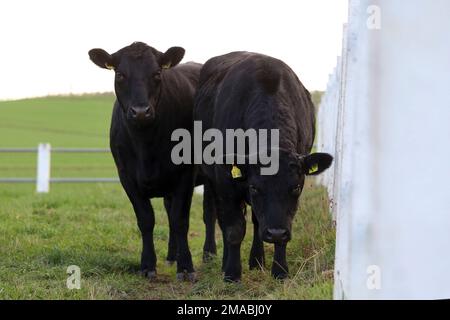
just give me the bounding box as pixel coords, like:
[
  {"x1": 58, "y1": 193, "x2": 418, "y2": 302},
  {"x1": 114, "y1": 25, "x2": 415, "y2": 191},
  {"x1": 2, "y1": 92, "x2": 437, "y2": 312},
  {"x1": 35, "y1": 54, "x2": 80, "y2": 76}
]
[
  {"x1": 330, "y1": 0, "x2": 450, "y2": 299},
  {"x1": 36, "y1": 143, "x2": 51, "y2": 193}
]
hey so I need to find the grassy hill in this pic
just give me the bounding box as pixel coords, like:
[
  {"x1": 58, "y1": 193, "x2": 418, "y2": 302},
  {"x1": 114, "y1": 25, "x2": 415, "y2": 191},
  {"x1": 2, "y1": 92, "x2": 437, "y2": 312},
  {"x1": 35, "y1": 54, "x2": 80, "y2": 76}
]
[
  {"x1": 0, "y1": 94, "x2": 116, "y2": 178},
  {"x1": 0, "y1": 94, "x2": 335, "y2": 299}
]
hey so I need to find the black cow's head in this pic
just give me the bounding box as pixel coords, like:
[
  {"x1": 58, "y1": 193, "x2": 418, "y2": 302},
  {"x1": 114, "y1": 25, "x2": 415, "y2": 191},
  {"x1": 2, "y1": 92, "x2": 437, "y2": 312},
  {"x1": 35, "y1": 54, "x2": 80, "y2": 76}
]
[
  {"x1": 228, "y1": 150, "x2": 333, "y2": 244},
  {"x1": 88, "y1": 42, "x2": 185, "y2": 126}
]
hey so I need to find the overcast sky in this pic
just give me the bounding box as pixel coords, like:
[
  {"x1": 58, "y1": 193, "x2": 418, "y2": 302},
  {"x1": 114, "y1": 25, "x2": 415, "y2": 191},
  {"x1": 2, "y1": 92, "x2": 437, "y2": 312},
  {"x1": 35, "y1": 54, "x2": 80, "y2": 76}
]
[{"x1": 0, "y1": 0, "x2": 348, "y2": 100}]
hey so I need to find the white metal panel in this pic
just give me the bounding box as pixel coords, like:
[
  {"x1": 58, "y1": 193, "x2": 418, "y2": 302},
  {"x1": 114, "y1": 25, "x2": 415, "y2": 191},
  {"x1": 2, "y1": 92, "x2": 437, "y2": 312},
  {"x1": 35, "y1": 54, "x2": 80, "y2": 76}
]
[
  {"x1": 331, "y1": 23, "x2": 348, "y2": 223},
  {"x1": 333, "y1": 0, "x2": 450, "y2": 299},
  {"x1": 333, "y1": 0, "x2": 362, "y2": 299}
]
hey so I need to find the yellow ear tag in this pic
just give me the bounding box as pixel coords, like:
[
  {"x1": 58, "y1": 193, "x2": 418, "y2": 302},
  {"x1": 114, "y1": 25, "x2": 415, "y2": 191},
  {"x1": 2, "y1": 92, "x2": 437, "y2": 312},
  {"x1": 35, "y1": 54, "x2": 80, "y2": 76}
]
[
  {"x1": 308, "y1": 163, "x2": 319, "y2": 174},
  {"x1": 105, "y1": 63, "x2": 115, "y2": 70},
  {"x1": 231, "y1": 165, "x2": 242, "y2": 179},
  {"x1": 161, "y1": 62, "x2": 171, "y2": 69}
]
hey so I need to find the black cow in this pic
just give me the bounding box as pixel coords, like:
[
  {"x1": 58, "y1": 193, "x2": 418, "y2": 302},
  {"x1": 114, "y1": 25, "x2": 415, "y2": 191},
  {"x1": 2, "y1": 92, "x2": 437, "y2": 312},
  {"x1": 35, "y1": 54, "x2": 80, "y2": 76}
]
[
  {"x1": 88, "y1": 42, "x2": 213, "y2": 281},
  {"x1": 194, "y1": 51, "x2": 333, "y2": 281}
]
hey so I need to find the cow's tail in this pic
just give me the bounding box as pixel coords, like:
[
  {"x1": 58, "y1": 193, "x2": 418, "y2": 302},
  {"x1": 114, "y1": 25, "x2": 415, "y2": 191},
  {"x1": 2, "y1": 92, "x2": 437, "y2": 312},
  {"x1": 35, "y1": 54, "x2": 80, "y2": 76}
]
[{"x1": 256, "y1": 60, "x2": 281, "y2": 95}]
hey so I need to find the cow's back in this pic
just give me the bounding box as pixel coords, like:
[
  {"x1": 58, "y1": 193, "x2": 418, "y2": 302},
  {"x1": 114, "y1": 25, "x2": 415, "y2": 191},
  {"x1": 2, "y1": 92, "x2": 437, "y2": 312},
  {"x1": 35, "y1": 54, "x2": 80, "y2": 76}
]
[{"x1": 195, "y1": 52, "x2": 315, "y2": 156}]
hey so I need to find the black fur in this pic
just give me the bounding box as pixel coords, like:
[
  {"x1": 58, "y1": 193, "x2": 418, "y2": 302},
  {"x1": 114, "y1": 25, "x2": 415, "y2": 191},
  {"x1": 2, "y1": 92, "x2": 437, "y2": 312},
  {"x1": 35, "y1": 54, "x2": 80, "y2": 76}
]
[
  {"x1": 89, "y1": 42, "x2": 216, "y2": 280},
  {"x1": 194, "y1": 51, "x2": 333, "y2": 281}
]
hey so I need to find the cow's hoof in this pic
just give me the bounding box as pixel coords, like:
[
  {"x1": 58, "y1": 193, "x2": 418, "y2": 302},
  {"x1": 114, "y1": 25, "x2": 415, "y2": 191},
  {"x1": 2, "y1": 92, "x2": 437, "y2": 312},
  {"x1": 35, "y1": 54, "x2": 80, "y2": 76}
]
[
  {"x1": 271, "y1": 263, "x2": 288, "y2": 280},
  {"x1": 146, "y1": 271, "x2": 157, "y2": 281},
  {"x1": 176, "y1": 271, "x2": 197, "y2": 282},
  {"x1": 271, "y1": 271, "x2": 288, "y2": 280},
  {"x1": 223, "y1": 275, "x2": 241, "y2": 283},
  {"x1": 202, "y1": 251, "x2": 216, "y2": 263},
  {"x1": 140, "y1": 269, "x2": 157, "y2": 281},
  {"x1": 165, "y1": 260, "x2": 176, "y2": 266},
  {"x1": 249, "y1": 258, "x2": 265, "y2": 270},
  {"x1": 186, "y1": 272, "x2": 197, "y2": 282}
]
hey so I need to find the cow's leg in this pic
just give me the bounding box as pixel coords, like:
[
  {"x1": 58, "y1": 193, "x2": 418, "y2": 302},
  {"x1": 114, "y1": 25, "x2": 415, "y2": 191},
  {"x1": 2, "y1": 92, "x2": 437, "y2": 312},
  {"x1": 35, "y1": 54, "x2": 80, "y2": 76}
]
[
  {"x1": 129, "y1": 196, "x2": 157, "y2": 279},
  {"x1": 202, "y1": 181, "x2": 217, "y2": 262},
  {"x1": 119, "y1": 176, "x2": 157, "y2": 279},
  {"x1": 215, "y1": 205, "x2": 229, "y2": 272},
  {"x1": 164, "y1": 196, "x2": 177, "y2": 265},
  {"x1": 169, "y1": 173, "x2": 195, "y2": 281},
  {"x1": 220, "y1": 201, "x2": 246, "y2": 282},
  {"x1": 272, "y1": 243, "x2": 289, "y2": 279},
  {"x1": 249, "y1": 210, "x2": 265, "y2": 270},
  {"x1": 219, "y1": 220, "x2": 228, "y2": 272}
]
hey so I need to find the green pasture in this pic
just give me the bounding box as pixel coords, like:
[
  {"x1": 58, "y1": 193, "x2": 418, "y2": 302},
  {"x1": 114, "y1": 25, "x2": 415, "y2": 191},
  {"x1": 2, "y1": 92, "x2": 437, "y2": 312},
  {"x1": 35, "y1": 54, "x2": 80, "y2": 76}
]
[{"x1": 0, "y1": 93, "x2": 334, "y2": 300}]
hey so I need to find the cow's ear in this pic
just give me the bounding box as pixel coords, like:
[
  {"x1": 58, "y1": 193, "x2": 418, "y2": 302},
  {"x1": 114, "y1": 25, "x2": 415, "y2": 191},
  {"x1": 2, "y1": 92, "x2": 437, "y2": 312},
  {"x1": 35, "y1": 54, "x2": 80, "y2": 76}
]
[
  {"x1": 301, "y1": 153, "x2": 333, "y2": 176},
  {"x1": 159, "y1": 46, "x2": 185, "y2": 69},
  {"x1": 88, "y1": 48, "x2": 115, "y2": 70}
]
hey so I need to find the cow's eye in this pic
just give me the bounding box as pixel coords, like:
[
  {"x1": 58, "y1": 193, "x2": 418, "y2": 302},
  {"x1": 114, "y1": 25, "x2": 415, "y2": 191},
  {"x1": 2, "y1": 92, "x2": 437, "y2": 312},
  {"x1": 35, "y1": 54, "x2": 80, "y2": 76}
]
[
  {"x1": 291, "y1": 185, "x2": 301, "y2": 196},
  {"x1": 249, "y1": 185, "x2": 259, "y2": 196},
  {"x1": 115, "y1": 72, "x2": 125, "y2": 81}
]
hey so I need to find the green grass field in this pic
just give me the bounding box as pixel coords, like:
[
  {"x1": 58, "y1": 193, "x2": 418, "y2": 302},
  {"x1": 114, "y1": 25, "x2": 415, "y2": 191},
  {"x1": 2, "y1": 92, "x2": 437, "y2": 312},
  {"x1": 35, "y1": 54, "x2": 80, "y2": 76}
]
[{"x1": 0, "y1": 94, "x2": 334, "y2": 300}]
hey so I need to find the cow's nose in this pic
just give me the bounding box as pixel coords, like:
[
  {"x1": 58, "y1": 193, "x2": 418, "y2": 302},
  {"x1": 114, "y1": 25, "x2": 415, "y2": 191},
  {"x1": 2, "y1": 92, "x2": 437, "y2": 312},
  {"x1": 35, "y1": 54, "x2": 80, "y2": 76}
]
[
  {"x1": 130, "y1": 106, "x2": 152, "y2": 120},
  {"x1": 264, "y1": 228, "x2": 289, "y2": 243}
]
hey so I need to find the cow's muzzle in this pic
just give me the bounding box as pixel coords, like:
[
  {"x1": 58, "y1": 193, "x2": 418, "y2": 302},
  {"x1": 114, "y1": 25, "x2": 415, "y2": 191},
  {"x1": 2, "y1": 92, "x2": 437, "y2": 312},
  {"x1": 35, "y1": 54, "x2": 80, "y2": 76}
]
[
  {"x1": 262, "y1": 228, "x2": 290, "y2": 243},
  {"x1": 128, "y1": 105, "x2": 154, "y2": 122}
]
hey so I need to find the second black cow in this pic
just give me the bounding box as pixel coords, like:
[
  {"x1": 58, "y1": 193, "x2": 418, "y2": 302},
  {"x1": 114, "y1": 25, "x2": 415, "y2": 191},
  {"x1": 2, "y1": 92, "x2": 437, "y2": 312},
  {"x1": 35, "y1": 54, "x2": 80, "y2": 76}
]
[{"x1": 194, "y1": 51, "x2": 333, "y2": 281}]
